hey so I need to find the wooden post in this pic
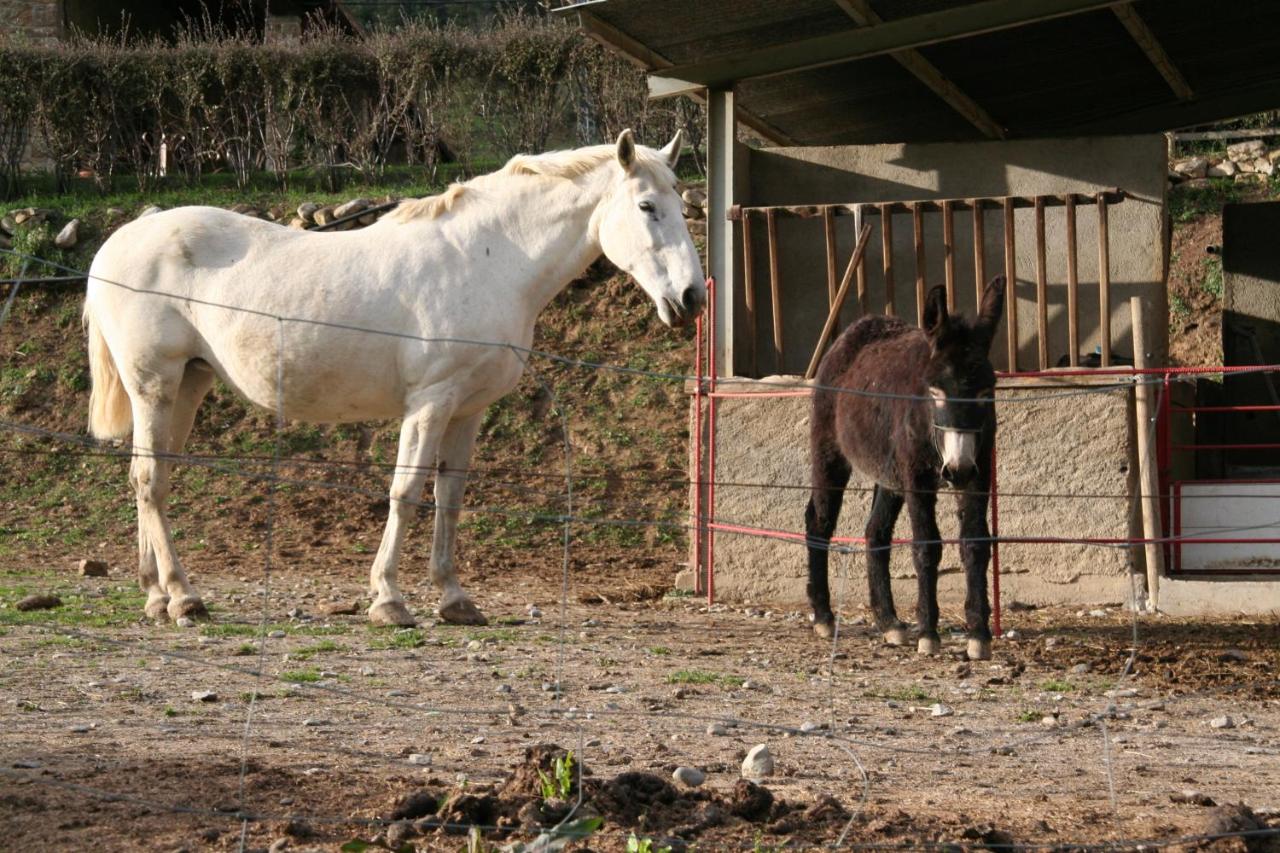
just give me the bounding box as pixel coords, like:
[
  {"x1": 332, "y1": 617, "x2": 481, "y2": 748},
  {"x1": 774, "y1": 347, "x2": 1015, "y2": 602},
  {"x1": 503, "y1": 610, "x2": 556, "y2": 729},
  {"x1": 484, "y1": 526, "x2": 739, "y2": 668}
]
[
  {"x1": 913, "y1": 201, "x2": 927, "y2": 326},
  {"x1": 1034, "y1": 196, "x2": 1049, "y2": 370},
  {"x1": 823, "y1": 205, "x2": 838, "y2": 310},
  {"x1": 881, "y1": 203, "x2": 895, "y2": 316},
  {"x1": 805, "y1": 224, "x2": 874, "y2": 380},
  {"x1": 943, "y1": 199, "x2": 956, "y2": 311},
  {"x1": 1065, "y1": 194, "x2": 1080, "y2": 367},
  {"x1": 741, "y1": 214, "x2": 758, "y2": 377},
  {"x1": 1131, "y1": 296, "x2": 1164, "y2": 611},
  {"x1": 854, "y1": 204, "x2": 869, "y2": 316},
  {"x1": 972, "y1": 200, "x2": 986, "y2": 307},
  {"x1": 1003, "y1": 197, "x2": 1018, "y2": 372},
  {"x1": 766, "y1": 208, "x2": 785, "y2": 373},
  {"x1": 1097, "y1": 193, "x2": 1112, "y2": 366}
]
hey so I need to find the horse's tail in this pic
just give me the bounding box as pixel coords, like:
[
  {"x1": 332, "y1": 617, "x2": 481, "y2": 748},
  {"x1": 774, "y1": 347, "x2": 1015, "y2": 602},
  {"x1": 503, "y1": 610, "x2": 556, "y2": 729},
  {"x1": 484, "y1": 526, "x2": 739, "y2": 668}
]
[{"x1": 84, "y1": 307, "x2": 133, "y2": 440}]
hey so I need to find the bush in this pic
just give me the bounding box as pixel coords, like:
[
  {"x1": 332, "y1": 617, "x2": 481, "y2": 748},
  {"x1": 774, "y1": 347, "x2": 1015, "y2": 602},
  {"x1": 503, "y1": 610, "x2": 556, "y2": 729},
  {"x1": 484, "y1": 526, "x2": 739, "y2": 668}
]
[{"x1": 0, "y1": 17, "x2": 704, "y2": 200}]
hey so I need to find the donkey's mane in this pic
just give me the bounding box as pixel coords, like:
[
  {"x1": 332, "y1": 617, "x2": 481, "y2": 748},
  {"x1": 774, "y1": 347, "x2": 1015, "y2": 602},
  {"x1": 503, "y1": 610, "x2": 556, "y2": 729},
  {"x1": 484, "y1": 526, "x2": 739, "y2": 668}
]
[{"x1": 388, "y1": 144, "x2": 674, "y2": 224}]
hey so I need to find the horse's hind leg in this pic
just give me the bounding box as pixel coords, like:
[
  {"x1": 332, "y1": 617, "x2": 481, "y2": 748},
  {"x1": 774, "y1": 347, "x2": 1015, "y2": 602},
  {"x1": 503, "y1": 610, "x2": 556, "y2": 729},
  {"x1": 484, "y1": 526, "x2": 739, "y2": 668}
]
[
  {"x1": 805, "y1": 451, "x2": 851, "y2": 639},
  {"x1": 130, "y1": 365, "x2": 206, "y2": 621},
  {"x1": 367, "y1": 401, "x2": 451, "y2": 626},
  {"x1": 906, "y1": 481, "x2": 942, "y2": 655},
  {"x1": 866, "y1": 484, "x2": 907, "y2": 645},
  {"x1": 430, "y1": 412, "x2": 486, "y2": 626}
]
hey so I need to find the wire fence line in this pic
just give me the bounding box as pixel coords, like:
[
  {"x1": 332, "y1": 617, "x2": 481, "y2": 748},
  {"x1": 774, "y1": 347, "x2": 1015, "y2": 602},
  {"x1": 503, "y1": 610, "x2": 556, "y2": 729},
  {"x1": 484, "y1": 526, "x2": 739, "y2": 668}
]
[{"x1": 3, "y1": 247, "x2": 1280, "y2": 850}]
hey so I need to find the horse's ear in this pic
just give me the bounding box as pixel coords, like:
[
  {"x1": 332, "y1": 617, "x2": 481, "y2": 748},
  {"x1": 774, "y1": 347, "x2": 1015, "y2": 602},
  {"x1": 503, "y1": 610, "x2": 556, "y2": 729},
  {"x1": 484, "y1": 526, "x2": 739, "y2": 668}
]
[
  {"x1": 616, "y1": 128, "x2": 637, "y2": 172},
  {"x1": 922, "y1": 285, "x2": 949, "y2": 343},
  {"x1": 659, "y1": 129, "x2": 684, "y2": 168},
  {"x1": 976, "y1": 275, "x2": 1007, "y2": 350}
]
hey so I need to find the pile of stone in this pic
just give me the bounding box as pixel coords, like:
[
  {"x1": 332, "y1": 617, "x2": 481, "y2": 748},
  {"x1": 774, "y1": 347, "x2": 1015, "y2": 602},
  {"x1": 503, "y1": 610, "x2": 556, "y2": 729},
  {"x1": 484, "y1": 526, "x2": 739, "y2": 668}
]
[
  {"x1": 1171, "y1": 140, "x2": 1280, "y2": 188},
  {"x1": 288, "y1": 197, "x2": 394, "y2": 230},
  {"x1": 1, "y1": 207, "x2": 81, "y2": 251}
]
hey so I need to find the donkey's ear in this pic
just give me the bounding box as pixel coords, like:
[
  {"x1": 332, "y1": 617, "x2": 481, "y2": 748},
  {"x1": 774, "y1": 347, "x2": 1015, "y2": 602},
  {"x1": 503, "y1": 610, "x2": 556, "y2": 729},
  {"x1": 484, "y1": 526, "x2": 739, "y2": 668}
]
[
  {"x1": 616, "y1": 129, "x2": 637, "y2": 172},
  {"x1": 976, "y1": 275, "x2": 1007, "y2": 349},
  {"x1": 922, "y1": 285, "x2": 950, "y2": 342},
  {"x1": 659, "y1": 129, "x2": 685, "y2": 168}
]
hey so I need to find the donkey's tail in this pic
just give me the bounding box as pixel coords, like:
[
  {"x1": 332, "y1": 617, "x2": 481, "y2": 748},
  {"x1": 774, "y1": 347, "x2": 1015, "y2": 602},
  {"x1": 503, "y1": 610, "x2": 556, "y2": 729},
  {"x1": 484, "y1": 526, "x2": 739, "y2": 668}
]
[{"x1": 84, "y1": 307, "x2": 133, "y2": 440}]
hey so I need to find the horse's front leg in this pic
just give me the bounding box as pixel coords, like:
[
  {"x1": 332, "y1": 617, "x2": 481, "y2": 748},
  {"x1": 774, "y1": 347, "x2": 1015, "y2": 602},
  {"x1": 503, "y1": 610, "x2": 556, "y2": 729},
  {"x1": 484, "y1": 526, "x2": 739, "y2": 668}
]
[
  {"x1": 430, "y1": 412, "x2": 487, "y2": 626},
  {"x1": 367, "y1": 403, "x2": 451, "y2": 626},
  {"x1": 905, "y1": 477, "x2": 942, "y2": 655},
  {"x1": 958, "y1": 469, "x2": 993, "y2": 660}
]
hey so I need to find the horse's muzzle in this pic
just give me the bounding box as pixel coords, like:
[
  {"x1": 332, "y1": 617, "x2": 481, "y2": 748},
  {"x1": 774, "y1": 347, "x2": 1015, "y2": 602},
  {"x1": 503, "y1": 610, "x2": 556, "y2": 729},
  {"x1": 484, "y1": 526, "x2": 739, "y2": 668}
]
[{"x1": 941, "y1": 462, "x2": 976, "y2": 487}]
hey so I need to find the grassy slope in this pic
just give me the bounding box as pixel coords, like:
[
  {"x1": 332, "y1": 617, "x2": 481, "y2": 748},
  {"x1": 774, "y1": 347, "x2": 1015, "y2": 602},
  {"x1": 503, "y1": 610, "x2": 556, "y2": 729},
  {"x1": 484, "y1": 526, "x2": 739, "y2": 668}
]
[{"x1": 1, "y1": 181, "x2": 698, "y2": 592}]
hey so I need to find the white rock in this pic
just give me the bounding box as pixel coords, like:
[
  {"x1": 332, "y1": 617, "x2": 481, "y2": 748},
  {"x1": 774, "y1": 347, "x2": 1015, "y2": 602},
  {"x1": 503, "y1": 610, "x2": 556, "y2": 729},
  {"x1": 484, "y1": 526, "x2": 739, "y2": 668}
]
[
  {"x1": 527, "y1": 605, "x2": 542, "y2": 618},
  {"x1": 268, "y1": 630, "x2": 286, "y2": 639},
  {"x1": 297, "y1": 202, "x2": 319, "y2": 222},
  {"x1": 1070, "y1": 663, "x2": 1091, "y2": 674},
  {"x1": 333, "y1": 198, "x2": 370, "y2": 219},
  {"x1": 706, "y1": 723, "x2": 727, "y2": 736},
  {"x1": 741, "y1": 743, "x2": 774, "y2": 778},
  {"x1": 302, "y1": 718, "x2": 328, "y2": 727},
  {"x1": 1003, "y1": 629, "x2": 1020, "y2": 640},
  {"x1": 1209, "y1": 715, "x2": 1235, "y2": 729},
  {"x1": 175, "y1": 616, "x2": 195, "y2": 628},
  {"x1": 1227, "y1": 140, "x2": 1266, "y2": 160},
  {"x1": 1255, "y1": 159, "x2": 1275, "y2": 176},
  {"x1": 1172, "y1": 157, "x2": 1208, "y2": 178},
  {"x1": 672, "y1": 766, "x2": 705, "y2": 787},
  {"x1": 1088, "y1": 609, "x2": 1107, "y2": 618},
  {"x1": 1208, "y1": 160, "x2": 1238, "y2": 178},
  {"x1": 407, "y1": 753, "x2": 432, "y2": 766},
  {"x1": 191, "y1": 690, "x2": 217, "y2": 702},
  {"x1": 930, "y1": 703, "x2": 954, "y2": 718},
  {"x1": 54, "y1": 219, "x2": 80, "y2": 249}
]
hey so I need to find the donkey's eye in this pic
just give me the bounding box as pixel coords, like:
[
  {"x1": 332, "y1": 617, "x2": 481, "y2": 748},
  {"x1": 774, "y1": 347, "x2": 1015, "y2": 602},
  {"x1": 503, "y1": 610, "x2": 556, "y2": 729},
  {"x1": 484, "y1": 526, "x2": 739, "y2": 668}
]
[{"x1": 638, "y1": 200, "x2": 656, "y2": 214}]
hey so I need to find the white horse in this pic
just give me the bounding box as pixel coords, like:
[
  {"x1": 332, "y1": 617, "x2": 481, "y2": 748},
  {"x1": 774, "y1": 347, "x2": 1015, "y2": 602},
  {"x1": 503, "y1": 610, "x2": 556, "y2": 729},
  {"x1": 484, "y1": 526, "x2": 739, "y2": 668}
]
[{"x1": 84, "y1": 130, "x2": 704, "y2": 627}]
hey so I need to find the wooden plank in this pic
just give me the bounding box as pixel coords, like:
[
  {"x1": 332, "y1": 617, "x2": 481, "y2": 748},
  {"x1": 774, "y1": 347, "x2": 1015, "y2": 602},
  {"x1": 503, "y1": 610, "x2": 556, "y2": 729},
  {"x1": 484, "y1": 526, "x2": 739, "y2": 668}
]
[
  {"x1": 942, "y1": 199, "x2": 956, "y2": 311},
  {"x1": 725, "y1": 190, "x2": 1126, "y2": 219},
  {"x1": 855, "y1": 204, "x2": 869, "y2": 316},
  {"x1": 741, "y1": 213, "x2": 758, "y2": 377},
  {"x1": 823, "y1": 205, "x2": 838, "y2": 309},
  {"x1": 914, "y1": 201, "x2": 927, "y2": 327},
  {"x1": 1003, "y1": 197, "x2": 1018, "y2": 372},
  {"x1": 1035, "y1": 196, "x2": 1049, "y2": 370},
  {"x1": 1130, "y1": 296, "x2": 1165, "y2": 611},
  {"x1": 972, "y1": 199, "x2": 987, "y2": 308},
  {"x1": 766, "y1": 208, "x2": 785, "y2": 372},
  {"x1": 831, "y1": 0, "x2": 1006, "y2": 139},
  {"x1": 1065, "y1": 194, "x2": 1080, "y2": 367},
  {"x1": 1097, "y1": 193, "x2": 1112, "y2": 366},
  {"x1": 1112, "y1": 3, "x2": 1193, "y2": 101},
  {"x1": 651, "y1": 0, "x2": 1123, "y2": 88},
  {"x1": 806, "y1": 224, "x2": 874, "y2": 380},
  {"x1": 881, "y1": 203, "x2": 896, "y2": 316}
]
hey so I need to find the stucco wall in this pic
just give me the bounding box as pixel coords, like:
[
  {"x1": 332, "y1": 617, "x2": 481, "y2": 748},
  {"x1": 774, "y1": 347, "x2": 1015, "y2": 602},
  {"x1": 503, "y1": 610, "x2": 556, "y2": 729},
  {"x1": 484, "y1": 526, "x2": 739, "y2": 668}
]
[
  {"x1": 688, "y1": 377, "x2": 1138, "y2": 610},
  {"x1": 733, "y1": 136, "x2": 1168, "y2": 376}
]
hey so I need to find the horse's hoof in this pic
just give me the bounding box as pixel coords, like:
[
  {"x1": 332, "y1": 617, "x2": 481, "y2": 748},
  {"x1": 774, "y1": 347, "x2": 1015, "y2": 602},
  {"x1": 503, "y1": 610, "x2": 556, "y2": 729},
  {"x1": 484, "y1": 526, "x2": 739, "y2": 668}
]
[
  {"x1": 813, "y1": 619, "x2": 836, "y2": 639},
  {"x1": 967, "y1": 638, "x2": 992, "y2": 661},
  {"x1": 167, "y1": 595, "x2": 208, "y2": 621},
  {"x1": 917, "y1": 636, "x2": 941, "y2": 656},
  {"x1": 883, "y1": 627, "x2": 909, "y2": 646},
  {"x1": 369, "y1": 600, "x2": 417, "y2": 627},
  {"x1": 438, "y1": 597, "x2": 488, "y2": 626},
  {"x1": 144, "y1": 596, "x2": 171, "y2": 621}
]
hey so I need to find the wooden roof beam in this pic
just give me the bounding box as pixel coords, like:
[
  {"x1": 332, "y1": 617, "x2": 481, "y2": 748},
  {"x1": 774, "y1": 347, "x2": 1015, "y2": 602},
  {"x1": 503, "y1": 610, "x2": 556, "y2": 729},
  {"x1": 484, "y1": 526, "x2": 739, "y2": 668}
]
[
  {"x1": 573, "y1": 10, "x2": 797, "y2": 146},
  {"x1": 651, "y1": 0, "x2": 1123, "y2": 89},
  {"x1": 832, "y1": 0, "x2": 1005, "y2": 139},
  {"x1": 1112, "y1": 3, "x2": 1193, "y2": 101}
]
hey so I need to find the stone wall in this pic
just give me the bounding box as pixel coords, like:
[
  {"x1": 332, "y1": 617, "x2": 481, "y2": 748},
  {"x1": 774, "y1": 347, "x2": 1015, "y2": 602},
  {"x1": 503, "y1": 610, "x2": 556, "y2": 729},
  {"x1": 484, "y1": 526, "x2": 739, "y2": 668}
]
[
  {"x1": 0, "y1": 0, "x2": 61, "y2": 44},
  {"x1": 686, "y1": 377, "x2": 1139, "y2": 611}
]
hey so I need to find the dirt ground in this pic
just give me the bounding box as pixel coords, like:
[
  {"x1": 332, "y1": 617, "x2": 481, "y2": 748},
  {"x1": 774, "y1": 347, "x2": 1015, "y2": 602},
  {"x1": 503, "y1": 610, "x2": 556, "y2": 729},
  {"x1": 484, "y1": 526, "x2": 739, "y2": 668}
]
[{"x1": 2, "y1": 548, "x2": 1278, "y2": 852}]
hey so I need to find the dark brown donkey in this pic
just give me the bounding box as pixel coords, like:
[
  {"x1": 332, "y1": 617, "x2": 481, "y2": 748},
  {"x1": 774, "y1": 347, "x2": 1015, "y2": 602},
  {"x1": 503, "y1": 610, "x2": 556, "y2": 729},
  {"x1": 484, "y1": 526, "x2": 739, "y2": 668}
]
[{"x1": 804, "y1": 276, "x2": 1005, "y2": 661}]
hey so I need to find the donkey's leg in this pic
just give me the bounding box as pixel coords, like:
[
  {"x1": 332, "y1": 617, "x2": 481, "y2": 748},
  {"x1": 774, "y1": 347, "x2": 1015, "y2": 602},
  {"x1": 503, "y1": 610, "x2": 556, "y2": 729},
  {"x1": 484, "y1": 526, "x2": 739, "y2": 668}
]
[
  {"x1": 866, "y1": 484, "x2": 907, "y2": 645},
  {"x1": 129, "y1": 370, "x2": 206, "y2": 621},
  {"x1": 367, "y1": 403, "x2": 450, "y2": 626},
  {"x1": 805, "y1": 453, "x2": 851, "y2": 639},
  {"x1": 906, "y1": 481, "x2": 943, "y2": 655},
  {"x1": 431, "y1": 412, "x2": 486, "y2": 626},
  {"x1": 958, "y1": 473, "x2": 994, "y2": 660},
  {"x1": 137, "y1": 362, "x2": 215, "y2": 619}
]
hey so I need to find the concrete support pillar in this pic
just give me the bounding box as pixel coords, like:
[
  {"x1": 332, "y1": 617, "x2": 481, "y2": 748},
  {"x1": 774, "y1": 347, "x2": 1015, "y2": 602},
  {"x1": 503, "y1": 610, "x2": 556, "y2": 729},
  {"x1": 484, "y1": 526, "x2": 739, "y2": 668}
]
[{"x1": 706, "y1": 87, "x2": 738, "y2": 376}]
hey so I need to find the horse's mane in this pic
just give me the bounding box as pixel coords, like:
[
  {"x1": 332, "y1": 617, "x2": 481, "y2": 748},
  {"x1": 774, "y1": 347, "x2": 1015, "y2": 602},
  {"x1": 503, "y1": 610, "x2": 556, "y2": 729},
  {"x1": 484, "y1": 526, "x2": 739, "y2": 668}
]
[{"x1": 388, "y1": 144, "x2": 674, "y2": 224}]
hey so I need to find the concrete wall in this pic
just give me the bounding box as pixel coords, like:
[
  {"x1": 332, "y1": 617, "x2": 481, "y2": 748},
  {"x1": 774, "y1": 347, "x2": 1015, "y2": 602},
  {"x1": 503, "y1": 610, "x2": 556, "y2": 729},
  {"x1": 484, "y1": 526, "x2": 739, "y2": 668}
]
[
  {"x1": 687, "y1": 377, "x2": 1139, "y2": 611},
  {"x1": 732, "y1": 135, "x2": 1168, "y2": 376},
  {"x1": 1, "y1": 0, "x2": 61, "y2": 43}
]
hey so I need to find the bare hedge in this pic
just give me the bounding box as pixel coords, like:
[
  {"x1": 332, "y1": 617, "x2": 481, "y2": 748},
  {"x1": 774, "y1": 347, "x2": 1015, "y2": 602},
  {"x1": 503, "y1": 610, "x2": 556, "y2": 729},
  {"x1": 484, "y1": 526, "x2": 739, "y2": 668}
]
[{"x1": 0, "y1": 15, "x2": 699, "y2": 197}]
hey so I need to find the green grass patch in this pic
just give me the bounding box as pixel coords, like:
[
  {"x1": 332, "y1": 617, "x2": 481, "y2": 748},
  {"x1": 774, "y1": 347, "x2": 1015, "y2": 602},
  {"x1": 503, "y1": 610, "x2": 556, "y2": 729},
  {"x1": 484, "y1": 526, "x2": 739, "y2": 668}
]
[
  {"x1": 665, "y1": 669, "x2": 743, "y2": 687},
  {"x1": 865, "y1": 685, "x2": 937, "y2": 703},
  {"x1": 368, "y1": 627, "x2": 426, "y2": 650},
  {"x1": 280, "y1": 669, "x2": 322, "y2": 683},
  {"x1": 291, "y1": 639, "x2": 344, "y2": 660},
  {"x1": 1016, "y1": 709, "x2": 1041, "y2": 724},
  {"x1": 648, "y1": 646, "x2": 671, "y2": 656},
  {"x1": 1039, "y1": 678, "x2": 1074, "y2": 693}
]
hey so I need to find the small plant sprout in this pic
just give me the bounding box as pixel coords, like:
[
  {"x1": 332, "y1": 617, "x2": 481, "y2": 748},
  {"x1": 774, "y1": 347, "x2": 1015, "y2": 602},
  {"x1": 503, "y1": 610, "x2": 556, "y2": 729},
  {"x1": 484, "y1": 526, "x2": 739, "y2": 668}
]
[{"x1": 538, "y1": 750, "x2": 575, "y2": 801}]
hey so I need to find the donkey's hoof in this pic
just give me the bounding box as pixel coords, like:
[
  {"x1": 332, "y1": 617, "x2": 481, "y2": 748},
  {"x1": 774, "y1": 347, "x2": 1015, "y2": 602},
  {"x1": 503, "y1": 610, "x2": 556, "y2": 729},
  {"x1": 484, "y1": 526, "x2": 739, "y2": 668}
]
[
  {"x1": 813, "y1": 618, "x2": 836, "y2": 639},
  {"x1": 883, "y1": 626, "x2": 909, "y2": 646},
  {"x1": 438, "y1": 598, "x2": 488, "y2": 626},
  {"x1": 967, "y1": 638, "x2": 992, "y2": 661},
  {"x1": 167, "y1": 595, "x2": 208, "y2": 621},
  {"x1": 369, "y1": 600, "x2": 417, "y2": 627},
  {"x1": 144, "y1": 596, "x2": 171, "y2": 621},
  {"x1": 917, "y1": 636, "x2": 941, "y2": 656}
]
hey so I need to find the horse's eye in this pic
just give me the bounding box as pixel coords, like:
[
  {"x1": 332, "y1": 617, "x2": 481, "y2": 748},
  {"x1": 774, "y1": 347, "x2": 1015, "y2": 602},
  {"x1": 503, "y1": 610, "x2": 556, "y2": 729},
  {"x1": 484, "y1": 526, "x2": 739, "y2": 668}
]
[{"x1": 638, "y1": 200, "x2": 656, "y2": 214}]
